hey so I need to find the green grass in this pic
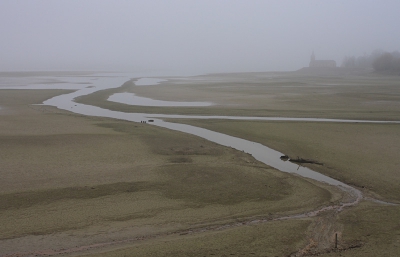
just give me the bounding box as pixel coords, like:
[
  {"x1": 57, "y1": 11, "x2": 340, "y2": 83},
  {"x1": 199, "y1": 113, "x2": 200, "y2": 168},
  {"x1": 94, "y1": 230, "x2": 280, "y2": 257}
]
[
  {"x1": 319, "y1": 202, "x2": 400, "y2": 257},
  {"x1": 82, "y1": 219, "x2": 311, "y2": 257},
  {"x1": 171, "y1": 119, "x2": 400, "y2": 202}
]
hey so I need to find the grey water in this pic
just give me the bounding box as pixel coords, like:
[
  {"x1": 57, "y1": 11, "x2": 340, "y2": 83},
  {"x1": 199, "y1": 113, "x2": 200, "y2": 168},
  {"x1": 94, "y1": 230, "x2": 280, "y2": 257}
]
[
  {"x1": 108, "y1": 92, "x2": 213, "y2": 107},
  {"x1": 0, "y1": 83, "x2": 87, "y2": 90},
  {"x1": 0, "y1": 76, "x2": 95, "y2": 90}
]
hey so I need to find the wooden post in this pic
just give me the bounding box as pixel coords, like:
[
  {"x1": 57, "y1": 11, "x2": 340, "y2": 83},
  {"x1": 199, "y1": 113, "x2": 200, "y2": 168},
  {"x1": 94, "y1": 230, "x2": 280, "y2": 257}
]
[{"x1": 335, "y1": 233, "x2": 338, "y2": 249}]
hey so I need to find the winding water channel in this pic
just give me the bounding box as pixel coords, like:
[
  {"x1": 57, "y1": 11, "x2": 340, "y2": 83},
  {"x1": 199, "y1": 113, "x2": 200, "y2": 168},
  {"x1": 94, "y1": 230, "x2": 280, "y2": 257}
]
[
  {"x1": 39, "y1": 74, "x2": 400, "y2": 209},
  {"x1": 3, "y1": 73, "x2": 400, "y2": 256}
]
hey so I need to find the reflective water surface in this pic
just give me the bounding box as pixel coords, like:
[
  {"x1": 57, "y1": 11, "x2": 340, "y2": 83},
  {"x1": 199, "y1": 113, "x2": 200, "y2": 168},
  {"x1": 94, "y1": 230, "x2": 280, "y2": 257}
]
[
  {"x1": 38, "y1": 74, "x2": 389, "y2": 198},
  {"x1": 7, "y1": 73, "x2": 400, "y2": 205},
  {"x1": 108, "y1": 92, "x2": 213, "y2": 107}
]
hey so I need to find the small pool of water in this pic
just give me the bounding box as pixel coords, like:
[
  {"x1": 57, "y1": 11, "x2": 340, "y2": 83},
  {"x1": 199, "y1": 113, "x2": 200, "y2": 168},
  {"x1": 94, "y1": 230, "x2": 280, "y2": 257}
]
[
  {"x1": 0, "y1": 83, "x2": 89, "y2": 90},
  {"x1": 108, "y1": 92, "x2": 213, "y2": 107},
  {"x1": 0, "y1": 76, "x2": 95, "y2": 90}
]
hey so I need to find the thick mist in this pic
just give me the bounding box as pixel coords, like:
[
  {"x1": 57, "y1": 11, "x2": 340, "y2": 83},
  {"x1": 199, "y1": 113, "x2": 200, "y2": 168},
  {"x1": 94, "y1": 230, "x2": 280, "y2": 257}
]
[{"x1": 1, "y1": 0, "x2": 399, "y2": 73}]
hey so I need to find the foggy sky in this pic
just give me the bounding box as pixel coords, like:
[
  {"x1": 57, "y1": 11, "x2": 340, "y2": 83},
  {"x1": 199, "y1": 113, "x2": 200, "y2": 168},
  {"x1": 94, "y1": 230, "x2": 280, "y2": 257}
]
[{"x1": 1, "y1": 0, "x2": 399, "y2": 73}]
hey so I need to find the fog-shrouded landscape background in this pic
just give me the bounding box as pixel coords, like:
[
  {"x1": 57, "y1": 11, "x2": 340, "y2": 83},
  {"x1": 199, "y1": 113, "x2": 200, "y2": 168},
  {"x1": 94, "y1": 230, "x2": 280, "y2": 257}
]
[{"x1": 1, "y1": 0, "x2": 399, "y2": 73}]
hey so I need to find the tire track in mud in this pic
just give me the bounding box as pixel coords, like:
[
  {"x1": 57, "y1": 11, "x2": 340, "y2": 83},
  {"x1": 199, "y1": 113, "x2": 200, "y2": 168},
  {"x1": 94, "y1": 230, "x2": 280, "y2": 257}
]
[{"x1": 1, "y1": 186, "x2": 364, "y2": 257}]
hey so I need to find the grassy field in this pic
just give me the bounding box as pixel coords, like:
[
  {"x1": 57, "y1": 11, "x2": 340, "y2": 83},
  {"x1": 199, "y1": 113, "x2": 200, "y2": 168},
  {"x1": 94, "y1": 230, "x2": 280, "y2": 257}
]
[
  {"x1": 81, "y1": 219, "x2": 311, "y2": 257},
  {"x1": 1, "y1": 70, "x2": 399, "y2": 256},
  {"x1": 0, "y1": 85, "x2": 336, "y2": 255},
  {"x1": 81, "y1": 202, "x2": 400, "y2": 257},
  {"x1": 165, "y1": 119, "x2": 400, "y2": 257},
  {"x1": 329, "y1": 201, "x2": 400, "y2": 257},
  {"x1": 75, "y1": 70, "x2": 400, "y2": 256},
  {"x1": 171, "y1": 119, "x2": 400, "y2": 202}
]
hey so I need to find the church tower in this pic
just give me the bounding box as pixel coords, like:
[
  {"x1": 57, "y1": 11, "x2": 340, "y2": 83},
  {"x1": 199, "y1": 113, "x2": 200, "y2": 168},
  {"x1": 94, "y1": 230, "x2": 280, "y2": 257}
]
[
  {"x1": 311, "y1": 51, "x2": 315, "y2": 62},
  {"x1": 310, "y1": 51, "x2": 316, "y2": 67}
]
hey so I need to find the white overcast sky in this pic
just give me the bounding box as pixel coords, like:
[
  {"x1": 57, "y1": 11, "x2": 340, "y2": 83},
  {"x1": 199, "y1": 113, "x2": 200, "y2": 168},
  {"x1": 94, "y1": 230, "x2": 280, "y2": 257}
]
[{"x1": 1, "y1": 0, "x2": 399, "y2": 73}]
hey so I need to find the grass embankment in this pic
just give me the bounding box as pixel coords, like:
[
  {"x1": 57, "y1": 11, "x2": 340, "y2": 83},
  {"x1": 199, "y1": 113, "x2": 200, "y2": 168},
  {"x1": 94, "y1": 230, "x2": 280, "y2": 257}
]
[{"x1": 0, "y1": 89, "x2": 333, "y2": 254}]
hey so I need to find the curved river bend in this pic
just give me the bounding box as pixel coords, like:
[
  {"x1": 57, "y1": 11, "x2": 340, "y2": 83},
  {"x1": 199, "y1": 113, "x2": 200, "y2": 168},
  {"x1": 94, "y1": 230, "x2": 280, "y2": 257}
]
[
  {"x1": 40, "y1": 74, "x2": 400, "y2": 210},
  {"x1": 4, "y1": 73, "x2": 400, "y2": 256}
]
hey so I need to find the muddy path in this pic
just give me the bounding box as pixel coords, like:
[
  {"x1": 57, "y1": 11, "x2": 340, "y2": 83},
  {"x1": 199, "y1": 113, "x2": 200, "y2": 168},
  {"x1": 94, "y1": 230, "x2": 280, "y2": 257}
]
[
  {"x1": 9, "y1": 189, "x2": 397, "y2": 257},
  {"x1": 4, "y1": 197, "x2": 396, "y2": 257},
  {"x1": 0, "y1": 187, "x2": 362, "y2": 257}
]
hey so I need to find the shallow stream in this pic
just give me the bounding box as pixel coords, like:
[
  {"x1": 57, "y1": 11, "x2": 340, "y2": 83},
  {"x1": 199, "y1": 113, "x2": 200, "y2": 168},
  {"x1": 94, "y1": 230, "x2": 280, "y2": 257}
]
[{"x1": 12, "y1": 73, "x2": 400, "y2": 207}]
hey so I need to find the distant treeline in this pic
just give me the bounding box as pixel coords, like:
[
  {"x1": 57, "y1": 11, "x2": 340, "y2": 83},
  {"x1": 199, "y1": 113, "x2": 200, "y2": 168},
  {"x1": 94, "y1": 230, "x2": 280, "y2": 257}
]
[{"x1": 342, "y1": 50, "x2": 400, "y2": 73}]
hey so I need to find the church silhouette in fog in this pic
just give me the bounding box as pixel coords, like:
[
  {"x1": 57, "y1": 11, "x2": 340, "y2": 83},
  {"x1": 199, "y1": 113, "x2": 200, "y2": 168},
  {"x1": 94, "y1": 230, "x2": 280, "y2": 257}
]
[{"x1": 309, "y1": 51, "x2": 336, "y2": 68}]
